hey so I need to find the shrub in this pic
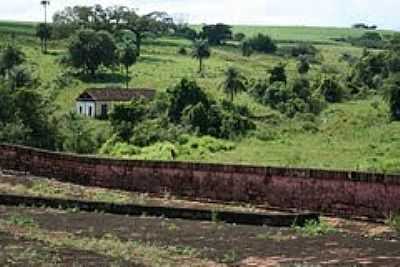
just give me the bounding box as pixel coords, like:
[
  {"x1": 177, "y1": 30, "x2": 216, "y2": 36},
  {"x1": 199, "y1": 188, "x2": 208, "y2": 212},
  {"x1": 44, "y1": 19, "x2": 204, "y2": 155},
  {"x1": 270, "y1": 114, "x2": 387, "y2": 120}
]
[
  {"x1": 247, "y1": 34, "x2": 277, "y2": 54},
  {"x1": 269, "y1": 63, "x2": 287, "y2": 84},
  {"x1": 318, "y1": 76, "x2": 345, "y2": 103},
  {"x1": 241, "y1": 40, "x2": 253, "y2": 57},
  {"x1": 233, "y1": 32, "x2": 246, "y2": 42},
  {"x1": 167, "y1": 78, "x2": 209, "y2": 122},
  {"x1": 297, "y1": 58, "x2": 310, "y2": 75},
  {"x1": 293, "y1": 219, "x2": 336, "y2": 237},
  {"x1": 177, "y1": 47, "x2": 188, "y2": 55},
  {"x1": 291, "y1": 44, "x2": 318, "y2": 57}
]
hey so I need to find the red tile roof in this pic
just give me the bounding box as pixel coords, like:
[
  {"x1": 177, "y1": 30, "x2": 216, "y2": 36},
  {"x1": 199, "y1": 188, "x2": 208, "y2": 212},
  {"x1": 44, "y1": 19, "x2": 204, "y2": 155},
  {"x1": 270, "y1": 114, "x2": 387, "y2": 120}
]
[{"x1": 76, "y1": 88, "x2": 156, "y2": 102}]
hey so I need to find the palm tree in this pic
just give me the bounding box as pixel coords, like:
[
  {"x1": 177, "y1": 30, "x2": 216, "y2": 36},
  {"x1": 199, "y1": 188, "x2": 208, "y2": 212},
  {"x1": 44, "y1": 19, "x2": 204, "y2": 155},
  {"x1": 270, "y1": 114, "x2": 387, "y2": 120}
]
[
  {"x1": 222, "y1": 67, "x2": 246, "y2": 102},
  {"x1": 192, "y1": 40, "x2": 210, "y2": 75}
]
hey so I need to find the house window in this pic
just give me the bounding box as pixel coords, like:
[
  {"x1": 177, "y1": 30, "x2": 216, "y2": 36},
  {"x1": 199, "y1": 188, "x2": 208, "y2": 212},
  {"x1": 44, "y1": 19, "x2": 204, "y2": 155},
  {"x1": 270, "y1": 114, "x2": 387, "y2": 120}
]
[
  {"x1": 79, "y1": 106, "x2": 82, "y2": 114},
  {"x1": 101, "y1": 104, "x2": 108, "y2": 117},
  {"x1": 89, "y1": 106, "x2": 93, "y2": 117}
]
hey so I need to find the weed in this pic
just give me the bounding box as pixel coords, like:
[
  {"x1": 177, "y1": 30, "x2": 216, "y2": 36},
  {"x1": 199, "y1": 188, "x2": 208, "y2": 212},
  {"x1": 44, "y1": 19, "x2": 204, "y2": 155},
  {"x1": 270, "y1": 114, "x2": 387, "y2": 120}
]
[
  {"x1": 221, "y1": 249, "x2": 239, "y2": 264},
  {"x1": 386, "y1": 213, "x2": 400, "y2": 233},
  {"x1": 6, "y1": 214, "x2": 37, "y2": 228},
  {"x1": 293, "y1": 219, "x2": 336, "y2": 237}
]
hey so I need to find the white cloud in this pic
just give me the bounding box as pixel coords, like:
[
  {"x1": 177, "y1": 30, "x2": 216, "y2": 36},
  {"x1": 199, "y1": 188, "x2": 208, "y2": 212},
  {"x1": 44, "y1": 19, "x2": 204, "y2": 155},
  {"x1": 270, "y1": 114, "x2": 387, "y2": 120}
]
[{"x1": 0, "y1": 0, "x2": 399, "y2": 30}]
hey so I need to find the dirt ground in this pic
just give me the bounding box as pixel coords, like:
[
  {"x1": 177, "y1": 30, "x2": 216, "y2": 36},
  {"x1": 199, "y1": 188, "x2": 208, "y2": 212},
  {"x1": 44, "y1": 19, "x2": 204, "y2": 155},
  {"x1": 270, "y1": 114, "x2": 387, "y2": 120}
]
[{"x1": 0, "y1": 205, "x2": 399, "y2": 267}]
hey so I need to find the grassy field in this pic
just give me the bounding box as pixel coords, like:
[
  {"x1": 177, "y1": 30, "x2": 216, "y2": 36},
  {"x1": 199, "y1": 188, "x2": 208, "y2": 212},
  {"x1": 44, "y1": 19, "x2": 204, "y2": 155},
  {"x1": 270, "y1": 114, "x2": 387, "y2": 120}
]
[{"x1": 1, "y1": 21, "x2": 400, "y2": 173}]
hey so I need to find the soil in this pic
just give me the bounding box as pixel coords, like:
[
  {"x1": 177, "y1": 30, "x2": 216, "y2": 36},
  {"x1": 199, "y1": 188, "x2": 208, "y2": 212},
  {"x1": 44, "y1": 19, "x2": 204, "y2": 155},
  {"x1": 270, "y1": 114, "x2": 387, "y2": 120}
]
[
  {"x1": 0, "y1": 206, "x2": 399, "y2": 267},
  {"x1": 0, "y1": 230, "x2": 138, "y2": 266}
]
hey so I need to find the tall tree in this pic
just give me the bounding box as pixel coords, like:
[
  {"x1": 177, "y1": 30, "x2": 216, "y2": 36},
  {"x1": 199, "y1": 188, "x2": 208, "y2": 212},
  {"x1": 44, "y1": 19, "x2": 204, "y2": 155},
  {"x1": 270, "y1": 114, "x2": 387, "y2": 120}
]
[
  {"x1": 118, "y1": 44, "x2": 137, "y2": 89},
  {"x1": 192, "y1": 40, "x2": 210, "y2": 75},
  {"x1": 222, "y1": 67, "x2": 246, "y2": 102},
  {"x1": 67, "y1": 29, "x2": 117, "y2": 76},
  {"x1": 201, "y1": 24, "x2": 232, "y2": 45},
  {"x1": 36, "y1": 23, "x2": 52, "y2": 53}
]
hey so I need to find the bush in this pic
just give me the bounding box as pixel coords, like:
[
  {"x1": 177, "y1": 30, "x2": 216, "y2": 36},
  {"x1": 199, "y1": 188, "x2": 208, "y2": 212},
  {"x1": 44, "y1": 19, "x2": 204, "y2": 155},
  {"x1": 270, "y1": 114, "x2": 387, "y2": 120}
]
[
  {"x1": 318, "y1": 76, "x2": 345, "y2": 103},
  {"x1": 177, "y1": 47, "x2": 188, "y2": 55},
  {"x1": 247, "y1": 34, "x2": 277, "y2": 54},
  {"x1": 241, "y1": 40, "x2": 253, "y2": 57},
  {"x1": 291, "y1": 44, "x2": 318, "y2": 57},
  {"x1": 167, "y1": 78, "x2": 209, "y2": 122},
  {"x1": 233, "y1": 32, "x2": 246, "y2": 42},
  {"x1": 269, "y1": 63, "x2": 287, "y2": 84}
]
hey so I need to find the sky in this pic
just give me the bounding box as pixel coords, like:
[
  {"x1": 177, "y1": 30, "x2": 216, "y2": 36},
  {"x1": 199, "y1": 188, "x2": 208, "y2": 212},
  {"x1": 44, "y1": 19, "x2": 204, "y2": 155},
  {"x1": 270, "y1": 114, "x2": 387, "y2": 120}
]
[{"x1": 1, "y1": 0, "x2": 399, "y2": 30}]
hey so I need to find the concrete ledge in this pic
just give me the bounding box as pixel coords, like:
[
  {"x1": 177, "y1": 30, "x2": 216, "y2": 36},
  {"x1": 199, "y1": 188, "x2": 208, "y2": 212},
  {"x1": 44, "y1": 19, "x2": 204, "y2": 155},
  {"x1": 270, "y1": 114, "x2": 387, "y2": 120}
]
[{"x1": 0, "y1": 194, "x2": 319, "y2": 227}]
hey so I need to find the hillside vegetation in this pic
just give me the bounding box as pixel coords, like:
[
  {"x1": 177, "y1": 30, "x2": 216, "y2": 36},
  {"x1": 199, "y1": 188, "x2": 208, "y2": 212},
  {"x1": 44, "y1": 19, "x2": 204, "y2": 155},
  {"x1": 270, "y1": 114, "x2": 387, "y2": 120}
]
[{"x1": 1, "y1": 18, "x2": 400, "y2": 173}]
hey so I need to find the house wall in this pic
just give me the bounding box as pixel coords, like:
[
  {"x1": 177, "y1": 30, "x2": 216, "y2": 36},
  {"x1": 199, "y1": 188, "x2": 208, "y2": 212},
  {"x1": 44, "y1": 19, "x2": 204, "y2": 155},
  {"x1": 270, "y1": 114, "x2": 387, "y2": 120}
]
[
  {"x1": 1, "y1": 144, "x2": 400, "y2": 219},
  {"x1": 76, "y1": 101, "x2": 96, "y2": 118}
]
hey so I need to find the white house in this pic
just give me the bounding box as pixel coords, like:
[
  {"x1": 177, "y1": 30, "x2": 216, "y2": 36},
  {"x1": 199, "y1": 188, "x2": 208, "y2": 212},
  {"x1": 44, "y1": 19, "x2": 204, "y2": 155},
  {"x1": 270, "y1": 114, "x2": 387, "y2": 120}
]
[{"x1": 76, "y1": 88, "x2": 156, "y2": 118}]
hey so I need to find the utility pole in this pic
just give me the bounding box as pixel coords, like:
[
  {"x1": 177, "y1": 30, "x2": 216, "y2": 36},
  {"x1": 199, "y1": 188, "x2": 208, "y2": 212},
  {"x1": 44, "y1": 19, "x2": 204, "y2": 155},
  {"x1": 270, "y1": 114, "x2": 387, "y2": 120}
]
[{"x1": 40, "y1": 1, "x2": 50, "y2": 53}]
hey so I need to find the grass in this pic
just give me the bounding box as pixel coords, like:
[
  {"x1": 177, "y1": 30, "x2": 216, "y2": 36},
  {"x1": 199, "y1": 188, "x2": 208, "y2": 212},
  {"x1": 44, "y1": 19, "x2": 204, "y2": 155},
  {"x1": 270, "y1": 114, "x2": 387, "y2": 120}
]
[
  {"x1": 386, "y1": 213, "x2": 400, "y2": 233},
  {"x1": 1, "y1": 22, "x2": 400, "y2": 173},
  {"x1": 0, "y1": 216, "x2": 207, "y2": 267},
  {"x1": 293, "y1": 219, "x2": 337, "y2": 237}
]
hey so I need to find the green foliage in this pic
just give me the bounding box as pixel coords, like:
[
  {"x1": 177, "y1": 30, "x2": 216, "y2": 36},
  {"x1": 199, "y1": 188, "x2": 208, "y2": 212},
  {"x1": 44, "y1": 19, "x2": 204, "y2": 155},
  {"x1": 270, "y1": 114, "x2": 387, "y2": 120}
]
[
  {"x1": 348, "y1": 50, "x2": 389, "y2": 91},
  {"x1": 201, "y1": 24, "x2": 233, "y2": 45},
  {"x1": 233, "y1": 32, "x2": 246, "y2": 42},
  {"x1": 350, "y1": 32, "x2": 385, "y2": 49},
  {"x1": 222, "y1": 67, "x2": 246, "y2": 102},
  {"x1": 192, "y1": 40, "x2": 211, "y2": 74},
  {"x1": 269, "y1": 63, "x2": 287, "y2": 84},
  {"x1": 247, "y1": 34, "x2": 277, "y2": 54},
  {"x1": 293, "y1": 219, "x2": 336, "y2": 237},
  {"x1": 384, "y1": 75, "x2": 400, "y2": 121},
  {"x1": 110, "y1": 98, "x2": 149, "y2": 141},
  {"x1": 0, "y1": 45, "x2": 25, "y2": 76},
  {"x1": 60, "y1": 112, "x2": 99, "y2": 154},
  {"x1": 167, "y1": 78, "x2": 209, "y2": 122},
  {"x1": 177, "y1": 47, "x2": 188, "y2": 55},
  {"x1": 67, "y1": 29, "x2": 117, "y2": 75},
  {"x1": 130, "y1": 117, "x2": 187, "y2": 147},
  {"x1": 290, "y1": 43, "x2": 318, "y2": 57},
  {"x1": 175, "y1": 25, "x2": 197, "y2": 41},
  {"x1": 297, "y1": 58, "x2": 310, "y2": 75},
  {"x1": 36, "y1": 23, "x2": 52, "y2": 53},
  {"x1": 386, "y1": 213, "x2": 400, "y2": 233},
  {"x1": 318, "y1": 76, "x2": 345, "y2": 103},
  {"x1": 117, "y1": 44, "x2": 138, "y2": 88},
  {"x1": 240, "y1": 40, "x2": 253, "y2": 57}
]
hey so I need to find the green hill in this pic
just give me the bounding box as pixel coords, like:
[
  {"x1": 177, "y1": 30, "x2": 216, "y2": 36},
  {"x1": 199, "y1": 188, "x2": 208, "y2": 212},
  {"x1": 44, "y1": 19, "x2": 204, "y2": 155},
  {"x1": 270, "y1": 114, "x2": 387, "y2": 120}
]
[{"x1": 1, "y1": 21, "x2": 399, "y2": 173}]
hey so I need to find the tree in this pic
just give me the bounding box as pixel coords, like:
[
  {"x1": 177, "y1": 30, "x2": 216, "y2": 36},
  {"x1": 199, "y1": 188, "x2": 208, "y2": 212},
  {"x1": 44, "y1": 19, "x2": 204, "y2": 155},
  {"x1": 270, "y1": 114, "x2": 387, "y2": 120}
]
[
  {"x1": 36, "y1": 23, "x2": 52, "y2": 53},
  {"x1": 222, "y1": 67, "x2": 246, "y2": 102},
  {"x1": 192, "y1": 40, "x2": 210, "y2": 75},
  {"x1": 269, "y1": 63, "x2": 287, "y2": 84},
  {"x1": 118, "y1": 44, "x2": 137, "y2": 89},
  {"x1": 61, "y1": 112, "x2": 96, "y2": 154},
  {"x1": 110, "y1": 98, "x2": 148, "y2": 141},
  {"x1": 53, "y1": 5, "x2": 174, "y2": 55},
  {"x1": 201, "y1": 24, "x2": 232, "y2": 45},
  {"x1": 0, "y1": 45, "x2": 25, "y2": 77},
  {"x1": 9, "y1": 66, "x2": 33, "y2": 90},
  {"x1": 233, "y1": 32, "x2": 246, "y2": 42},
  {"x1": 297, "y1": 57, "x2": 310, "y2": 75},
  {"x1": 241, "y1": 40, "x2": 253, "y2": 57},
  {"x1": 167, "y1": 79, "x2": 209, "y2": 122},
  {"x1": 67, "y1": 29, "x2": 117, "y2": 76},
  {"x1": 384, "y1": 75, "x2": 400, "y2": 120},
  {"x1": 248, "y1": 34, "x2": 277, "y2": 54},
  {"x1": 318, "y1": 76, "x2": 344, "y2": 103}
]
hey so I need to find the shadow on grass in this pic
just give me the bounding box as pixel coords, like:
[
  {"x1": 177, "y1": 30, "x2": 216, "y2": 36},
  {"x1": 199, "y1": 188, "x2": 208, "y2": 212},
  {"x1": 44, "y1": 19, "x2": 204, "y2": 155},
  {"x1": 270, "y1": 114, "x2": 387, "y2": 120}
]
[{"x1": 139, "y1": 55, "x2": 176, "y2": 64}]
